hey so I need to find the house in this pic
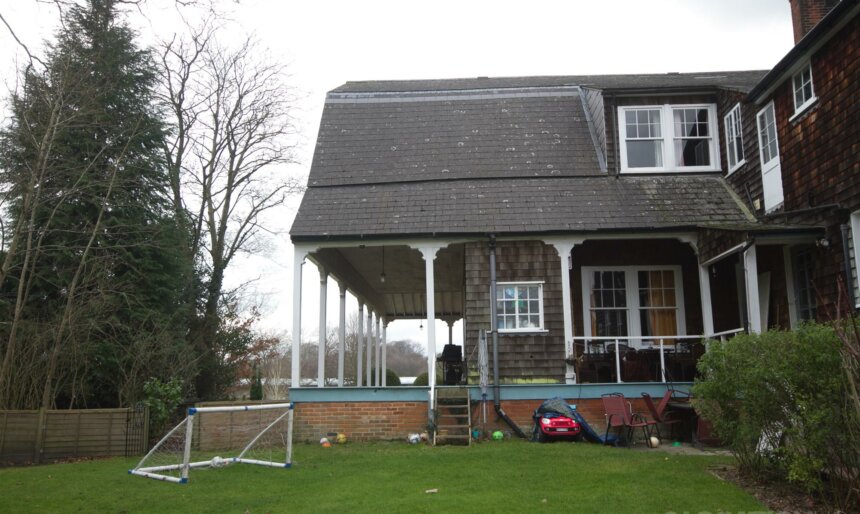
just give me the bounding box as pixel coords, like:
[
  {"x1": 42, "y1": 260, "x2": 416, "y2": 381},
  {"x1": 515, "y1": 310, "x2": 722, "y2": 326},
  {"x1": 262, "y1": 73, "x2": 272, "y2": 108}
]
[{"x1": 286, "y1": 0, "x2": 860, "y2": 440}]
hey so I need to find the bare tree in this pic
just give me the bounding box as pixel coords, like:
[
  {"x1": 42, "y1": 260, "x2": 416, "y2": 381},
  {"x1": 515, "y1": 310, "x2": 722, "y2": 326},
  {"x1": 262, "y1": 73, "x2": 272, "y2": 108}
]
[{"x1": 158, "y1": 20, "x2": 302, "y2": 399}]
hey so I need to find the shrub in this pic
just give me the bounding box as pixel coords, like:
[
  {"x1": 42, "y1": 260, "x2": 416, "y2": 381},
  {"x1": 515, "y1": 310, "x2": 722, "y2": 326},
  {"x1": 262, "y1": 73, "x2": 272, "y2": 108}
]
[
  {"x1": 413, "y1": 372, "x2": 429, "y2": 386},
  {"x1": 694, "y1": 323, "x2": 858, "y2": 508},
  {"x1": 143, "y1": 377, "x2": 183, "y2": 439},
  {"x1": 366, "y1": 368, "x2": 401, "y2": 386}
]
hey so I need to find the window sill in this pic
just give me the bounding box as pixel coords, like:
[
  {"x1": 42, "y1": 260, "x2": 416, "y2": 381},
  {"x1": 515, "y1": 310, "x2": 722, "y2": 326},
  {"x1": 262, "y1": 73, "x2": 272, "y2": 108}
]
[
  {"x1": 726, "y1": 159, "x2": 746, "y2": 176},
  {"x1": 620, "y1": 168, "x2": 722, "y2": 174},
  {"x1": 498, "y1": 329, "x2": 549, "y2": 335},
  {"x1": 790, "y1": 96, "x2": 818, "y2": 122}
]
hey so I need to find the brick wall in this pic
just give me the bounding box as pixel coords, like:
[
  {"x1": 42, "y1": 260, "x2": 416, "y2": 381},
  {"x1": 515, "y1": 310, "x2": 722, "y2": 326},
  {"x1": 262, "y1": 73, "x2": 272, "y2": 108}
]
[
  {"x1": 289, "y1": 398, "x2": 651, "y2": 442},
  {"x1": 293, "y1": 401, "x2": 428, "y2": 442}
]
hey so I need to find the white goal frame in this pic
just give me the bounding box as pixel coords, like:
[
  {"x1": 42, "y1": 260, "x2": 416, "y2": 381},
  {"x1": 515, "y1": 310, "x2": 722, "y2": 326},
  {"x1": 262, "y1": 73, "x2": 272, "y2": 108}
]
[{"x1": 129, "y1": 402, "x2": 294, "y2": 484}]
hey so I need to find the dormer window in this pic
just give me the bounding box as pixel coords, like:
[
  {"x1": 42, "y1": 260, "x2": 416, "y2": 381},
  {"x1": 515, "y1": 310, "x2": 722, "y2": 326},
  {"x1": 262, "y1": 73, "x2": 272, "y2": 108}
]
[
  {"x1": 792, "y1": 62, "x2": 816, "y2": 116},
  {"x1": 619, "y1": 104, "x2": 720, "y2": 173}
]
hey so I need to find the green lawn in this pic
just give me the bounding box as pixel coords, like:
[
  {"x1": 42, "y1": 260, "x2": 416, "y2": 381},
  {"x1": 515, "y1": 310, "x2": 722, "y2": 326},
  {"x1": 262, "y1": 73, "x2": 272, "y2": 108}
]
[{"x1": 0, "y1": 441, "x2": 763, "y2": 513}]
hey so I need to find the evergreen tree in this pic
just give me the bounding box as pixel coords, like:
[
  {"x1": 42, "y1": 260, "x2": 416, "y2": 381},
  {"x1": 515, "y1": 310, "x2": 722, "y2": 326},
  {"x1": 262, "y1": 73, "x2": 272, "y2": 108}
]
[{"x1": 0, "y1": 0, "x2": 193, "y2": 409}]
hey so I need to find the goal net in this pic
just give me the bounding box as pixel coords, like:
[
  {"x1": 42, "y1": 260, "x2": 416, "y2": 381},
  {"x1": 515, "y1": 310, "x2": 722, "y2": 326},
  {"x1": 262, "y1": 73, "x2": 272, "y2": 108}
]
[{"x1": 130, "y1": 402, "x2": 293, "y2": 484}]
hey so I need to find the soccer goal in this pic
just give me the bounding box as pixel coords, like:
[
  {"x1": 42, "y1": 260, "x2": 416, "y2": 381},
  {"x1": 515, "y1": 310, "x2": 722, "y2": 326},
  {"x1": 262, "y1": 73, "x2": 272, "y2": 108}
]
[{"x1": 130, "y1": 402, "x2": 294, "y2": 484}]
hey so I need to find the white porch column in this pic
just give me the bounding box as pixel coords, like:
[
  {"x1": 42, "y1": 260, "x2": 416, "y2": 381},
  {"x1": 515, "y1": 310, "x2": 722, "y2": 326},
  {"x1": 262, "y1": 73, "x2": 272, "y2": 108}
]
[
  {"x1": 291, "y1": 247, "x2": 309, "y2": 388},
  {"x1": 744, "y1": 244, "x2": 762, "y2": 334},
  {"x1": 418, "y1": 246, "x2": 441, "y2": 417},
  {"x1": 356, "y1": 302, "x2": 364, "y2": 386},
  {"x1": 366, "y1": 309, "x2": 373, "y2": 386},
  {"x1": 550, "y1": 241, "x2": 577, "y2": 384},
  {"x1": 375, "y1": 316, "x2": 381, "y2": 386},
  {"x1": 698, "y1": 264, "x2": 715, "y2": 336},
  {"x1": 381, "y1": 320, "x2": 388, "y2": 387},
  {"x1": 317, "y1": 268, "x2": 327, "y2": 388},
  {"x1": 337, "y1": 282, "x2": 346, "y2": 387}
]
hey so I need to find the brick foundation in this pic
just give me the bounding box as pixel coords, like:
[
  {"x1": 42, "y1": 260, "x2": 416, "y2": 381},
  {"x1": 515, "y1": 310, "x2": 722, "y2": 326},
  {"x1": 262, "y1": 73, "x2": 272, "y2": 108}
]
[{"x1": 291, "y1": 398, "x2": 649, "y2": 442}]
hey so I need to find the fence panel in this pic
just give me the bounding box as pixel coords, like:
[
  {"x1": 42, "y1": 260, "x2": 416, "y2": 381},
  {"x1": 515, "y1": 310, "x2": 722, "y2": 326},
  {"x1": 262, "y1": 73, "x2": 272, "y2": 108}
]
[{"x1": 0, "y1": 407, "x2": 149, "y2": 466}]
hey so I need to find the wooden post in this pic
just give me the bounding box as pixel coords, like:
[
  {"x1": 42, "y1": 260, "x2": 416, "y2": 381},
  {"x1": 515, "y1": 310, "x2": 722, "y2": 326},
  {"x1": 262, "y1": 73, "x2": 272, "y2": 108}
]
[
  {"x1": 338, "y1": 282, "x2": 347, "y2": 387},
  {"x1": 292, "y1": 247, "x2": 309, "y2": 388},
  {"x1": 34, "y1": 407, "x2": 47, "y2": 464},
  {"x1": 357, "y1": 302, "x2": 364, "y2": 387},
  {"x1": 318, "y1": 268, "x2": 328, "y2": 388}
]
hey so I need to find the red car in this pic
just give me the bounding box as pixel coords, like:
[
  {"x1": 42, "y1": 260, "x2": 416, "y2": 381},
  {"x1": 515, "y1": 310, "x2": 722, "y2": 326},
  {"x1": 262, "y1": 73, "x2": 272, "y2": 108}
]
[{"x1": 535, "y1": 412, "x2": 582, "y2": 442}]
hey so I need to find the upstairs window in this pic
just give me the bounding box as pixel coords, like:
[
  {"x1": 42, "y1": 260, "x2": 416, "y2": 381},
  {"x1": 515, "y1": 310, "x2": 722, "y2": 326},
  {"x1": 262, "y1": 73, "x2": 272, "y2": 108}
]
[
  {"x1": 496, "y1": 282, "x2": 545, "y2": 332},
  {"x1": 792, "y1": 62, "x2": 816, "y2": 115},
  {"x1": 619, "y1": 104, "x2": 719, "y2": 172},
  {"x1": 723, "y1": 103, "x2": 745, "y2": 173}
]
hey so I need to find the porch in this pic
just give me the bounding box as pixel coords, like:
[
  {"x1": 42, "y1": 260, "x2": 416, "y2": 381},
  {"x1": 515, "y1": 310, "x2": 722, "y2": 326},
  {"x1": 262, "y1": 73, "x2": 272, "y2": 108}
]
[{"x1": 290, "y1": 228, "x2": 825, "y2": 425}]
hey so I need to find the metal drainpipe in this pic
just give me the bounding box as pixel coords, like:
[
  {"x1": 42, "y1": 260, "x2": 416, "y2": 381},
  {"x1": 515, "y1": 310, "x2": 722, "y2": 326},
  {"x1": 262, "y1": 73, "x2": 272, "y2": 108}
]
[
  {"x1": 489, "y1": 234, "x2": 527, "y2": 439},
  {"x1": 840, "y1": 224, "x2": 856, "y2": 309}
]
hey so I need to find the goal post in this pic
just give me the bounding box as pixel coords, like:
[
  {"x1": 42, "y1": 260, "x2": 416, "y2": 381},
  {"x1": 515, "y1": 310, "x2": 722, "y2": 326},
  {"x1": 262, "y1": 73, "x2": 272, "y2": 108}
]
[{"x1": 130, "y1": 402, "x2": 294, "y2": 484}]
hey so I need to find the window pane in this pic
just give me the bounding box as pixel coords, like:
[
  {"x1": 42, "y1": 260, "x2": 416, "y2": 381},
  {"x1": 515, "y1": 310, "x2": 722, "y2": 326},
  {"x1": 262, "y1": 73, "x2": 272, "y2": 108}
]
[
  {"x1": 518, "y1": 315, "x2": 530, "y2": 327},
  {"x1": 640, "y1": 308, "x2": 677, "y2": 337},
  {"x1": 503, "y1": 287, "x2": 515, "y2": 299},
  {"x1": 627, "y1": 140, "x2": 663, "y2": 168},
  {"x1": 529, "y1": 315, "x2": 540, "y2": 328},
  {"x1": 675, "y1": 138, "x2": 710, "y2": 166},
  {"x1": 527, "y1": 286, "x2": 539, "y2": 299},
  {"x1": 592, "y1": 310, "x2": 628, "y2": 337},
  {"x1": 529, "y1": 300, "x2": 539, "y2": 314}
]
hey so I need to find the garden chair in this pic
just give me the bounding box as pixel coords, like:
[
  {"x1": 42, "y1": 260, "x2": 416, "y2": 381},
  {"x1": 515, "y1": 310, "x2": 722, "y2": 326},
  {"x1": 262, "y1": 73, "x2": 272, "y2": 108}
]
[
  {"x1": 641, "y1": 392, "x2": 683, "y2": 441},
  {"x1": 601, "y1": 393, "x2": 657, "y2": 447}
]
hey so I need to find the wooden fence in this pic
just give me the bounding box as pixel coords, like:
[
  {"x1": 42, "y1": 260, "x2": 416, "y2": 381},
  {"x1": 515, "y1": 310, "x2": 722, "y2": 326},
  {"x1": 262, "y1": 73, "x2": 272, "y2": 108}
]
[{"x1": 0, "y1": 406, "x2": 148, "y2": 466}]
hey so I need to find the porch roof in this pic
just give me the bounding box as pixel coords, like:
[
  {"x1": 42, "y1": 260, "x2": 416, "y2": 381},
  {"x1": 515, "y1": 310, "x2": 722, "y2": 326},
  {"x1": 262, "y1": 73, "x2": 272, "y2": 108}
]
[{"x1": 291, "y1": 175, "x2": 753, "y2": 239}]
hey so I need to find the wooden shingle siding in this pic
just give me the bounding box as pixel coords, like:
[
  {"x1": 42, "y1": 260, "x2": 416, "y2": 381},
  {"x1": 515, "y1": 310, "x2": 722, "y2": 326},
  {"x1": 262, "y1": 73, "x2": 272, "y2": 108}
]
[
  {"x1": 464, "y1": 241, "x2": 565, "y2": 382},
  {"x1": 761, "y1": 12, "x2": 860, "y2": 318},
  {"x1": 717, "y1": 89, "x2": 764, "y2": 214}
]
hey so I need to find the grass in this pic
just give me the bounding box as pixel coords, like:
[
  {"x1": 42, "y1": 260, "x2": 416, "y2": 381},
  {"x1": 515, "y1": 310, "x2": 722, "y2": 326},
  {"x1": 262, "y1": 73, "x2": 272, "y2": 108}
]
[{"x1": 0, "y1": 441, "x2": 764, "y2": 513}]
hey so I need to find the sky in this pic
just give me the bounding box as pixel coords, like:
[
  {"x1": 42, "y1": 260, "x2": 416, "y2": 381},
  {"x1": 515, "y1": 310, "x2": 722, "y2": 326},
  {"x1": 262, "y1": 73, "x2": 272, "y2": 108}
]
[{"x1": 0, "y1": 0, "x2": 796, "y2": 357}]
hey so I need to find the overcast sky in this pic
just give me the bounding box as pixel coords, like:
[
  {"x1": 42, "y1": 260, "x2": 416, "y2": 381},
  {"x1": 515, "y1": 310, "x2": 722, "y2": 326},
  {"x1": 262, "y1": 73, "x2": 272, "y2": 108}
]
[{"x1": 0, "y1": 0, "x2": 796, "y2": 355}]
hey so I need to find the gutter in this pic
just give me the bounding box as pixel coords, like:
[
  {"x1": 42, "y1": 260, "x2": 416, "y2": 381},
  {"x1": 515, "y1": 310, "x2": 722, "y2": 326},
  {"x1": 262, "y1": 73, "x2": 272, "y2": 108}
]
[{"x1": 488, "y1": 234, "x2": 527, "y2": 439}]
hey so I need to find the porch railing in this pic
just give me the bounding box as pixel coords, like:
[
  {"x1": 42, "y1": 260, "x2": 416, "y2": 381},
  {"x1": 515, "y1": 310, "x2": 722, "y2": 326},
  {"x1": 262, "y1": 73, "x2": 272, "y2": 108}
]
[{"x1": 572, "y1": 328, "x2": 745, "y2": 384}]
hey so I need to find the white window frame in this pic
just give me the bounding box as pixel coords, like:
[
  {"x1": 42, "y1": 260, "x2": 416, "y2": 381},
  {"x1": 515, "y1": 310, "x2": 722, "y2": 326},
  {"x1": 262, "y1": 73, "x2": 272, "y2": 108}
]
[
  {"x1": 496, "y1": 281, "x2": 546, "y2": 333},
  {"x1": 618, "y1": 104, "x2": 721, "y2": 173},
  {"x1": 756, "y1": 101, "x2": 784, "y2": 212},
  {"x1": 851, "y1": 210, "x2": 860, "y2": 309},
  {"x1": 791, "y1": 61, "x2": 817, "y2": 118},
  {"x1": 723, "y1": 103, "x2": 746, "y2": 174},
  {"x1": 580, "y1": 266, "x2": 687, "y2": 348}
]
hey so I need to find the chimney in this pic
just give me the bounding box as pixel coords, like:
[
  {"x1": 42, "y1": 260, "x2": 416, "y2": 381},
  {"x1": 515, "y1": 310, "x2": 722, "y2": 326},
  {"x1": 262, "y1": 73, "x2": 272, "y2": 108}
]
[{"x1": 789, "y1": 0, "x2": 839, "y2": 43}]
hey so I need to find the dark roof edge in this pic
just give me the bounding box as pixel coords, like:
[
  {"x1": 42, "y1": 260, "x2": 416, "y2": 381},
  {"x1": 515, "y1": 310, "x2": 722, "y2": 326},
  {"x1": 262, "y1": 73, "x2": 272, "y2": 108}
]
[
  {"x1": 289, "y1": 225, "x2": 757, "y2": 243},
  {"x1": 747, "y1": 0, "x2": 860, "y2": 103},
  {"x1": 304, "y1": 171, "x2": 727, "y2": 189}
]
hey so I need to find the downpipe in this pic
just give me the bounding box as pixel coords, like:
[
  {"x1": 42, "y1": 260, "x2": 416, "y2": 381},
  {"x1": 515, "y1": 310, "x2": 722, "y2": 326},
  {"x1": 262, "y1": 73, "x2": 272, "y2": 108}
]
[{"x1": 489, "y1": 234, "x2": 527, "y2": 439}]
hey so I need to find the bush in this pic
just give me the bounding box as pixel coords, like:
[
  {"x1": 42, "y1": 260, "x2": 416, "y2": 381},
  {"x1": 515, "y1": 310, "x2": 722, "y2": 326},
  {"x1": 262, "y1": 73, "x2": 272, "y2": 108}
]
[
  {"x1": 413, "y1": 372, "x2": 429, "y2": 386},
  {"x1": 694, "y1": 323, "x2": 858, "y2": 508},
  {"x1": 143, "y1": 377, "x2": 183, "y2": 438},
  {"x1": 367, "y1": 368, "x2": 401, "y2": 386}
]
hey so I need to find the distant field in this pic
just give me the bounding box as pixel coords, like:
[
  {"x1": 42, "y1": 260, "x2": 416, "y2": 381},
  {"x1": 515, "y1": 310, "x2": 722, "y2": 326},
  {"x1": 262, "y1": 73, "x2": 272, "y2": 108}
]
[{"x1": 0, "y1": 440, "x2": 763, "y2": 513}]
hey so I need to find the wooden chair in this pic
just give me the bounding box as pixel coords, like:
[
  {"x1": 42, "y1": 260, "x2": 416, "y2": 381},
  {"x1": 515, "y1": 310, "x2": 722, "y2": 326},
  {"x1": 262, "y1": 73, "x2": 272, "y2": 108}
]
[{"x1": 601, "y1": 393, "x2": 657, "y2": 447}]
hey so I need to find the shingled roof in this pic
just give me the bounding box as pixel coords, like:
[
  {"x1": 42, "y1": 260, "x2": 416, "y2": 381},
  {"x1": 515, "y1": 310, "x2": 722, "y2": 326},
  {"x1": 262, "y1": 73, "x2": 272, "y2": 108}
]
[
  {"x1": 332, "y1": 70, "x2": 768, "y2": 94},
  {"x1": 291, "y1": 73, "x2": 760, "y2": 241}
]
